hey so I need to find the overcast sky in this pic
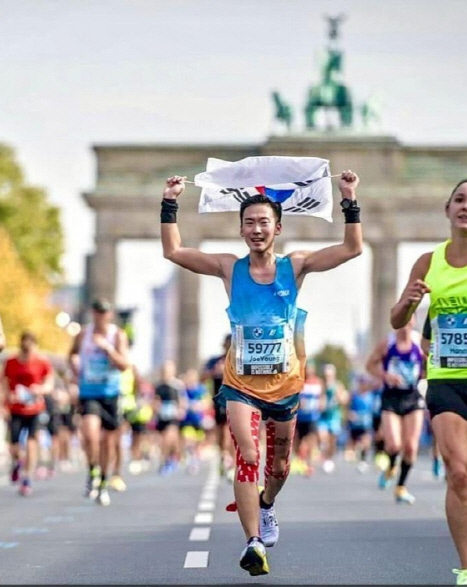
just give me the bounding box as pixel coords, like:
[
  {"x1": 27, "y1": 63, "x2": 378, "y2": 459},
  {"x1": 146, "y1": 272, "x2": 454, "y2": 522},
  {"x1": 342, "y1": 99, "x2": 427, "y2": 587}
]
[
  {"x1": 1, "y1": 0, "x2": 466, "y2": 283},
  {"x1": 1, "y1": 0, "x2": 464, "y2": 367}
]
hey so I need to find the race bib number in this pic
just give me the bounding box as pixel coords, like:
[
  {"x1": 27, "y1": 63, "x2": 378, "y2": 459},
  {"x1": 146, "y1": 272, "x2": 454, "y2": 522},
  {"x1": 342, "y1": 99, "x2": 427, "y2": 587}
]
[
  {"x1": 235, "y1": 324, "x2": 290, "y2": 376},
  {"x1": 15, "y1": 384, "x2": 35, "y2": 405},
  {"x1": 386, "y1": 357, "x2": 420, "y2": 389},
  {"x1": 435, "y1": 314, "x2": 467, "y2": 368},
  {"x1": 159, "y1": 401, "x2": 178, "y2": 420},
  {"x1": 83, "y1": 353, "x2": 110, "y2": 383},
  {"x1": 351, "y1": 411, "x2": 372, "y2": 428},
  {"x1": 300, "y1": 395, "x2": 320, "y2": 414}
]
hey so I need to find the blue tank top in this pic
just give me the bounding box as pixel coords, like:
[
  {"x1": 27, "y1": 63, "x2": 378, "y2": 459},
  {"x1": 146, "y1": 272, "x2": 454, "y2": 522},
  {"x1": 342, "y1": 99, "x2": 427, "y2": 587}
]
[
  {"x1": 371, "y1": 387, "x2": 383, "y2": 415},
  {"x1": 79, "y1": 324, "x2": 122, "y2": 399},
  {"x1": 321, "y1": 384, "x2": 340, "y2": 420},
  {"x1": 349, "y1": 391, "x2": 373, "y2": 429},
  {"x1": 382, "y1": 334, "x2": 423, "y2": 393},
  {"x1": 226, "y1": 255, "x2": 300, "y2": 378},
  {"x1": 297, "y1": 379, "x2": 322, "y2": 422}
]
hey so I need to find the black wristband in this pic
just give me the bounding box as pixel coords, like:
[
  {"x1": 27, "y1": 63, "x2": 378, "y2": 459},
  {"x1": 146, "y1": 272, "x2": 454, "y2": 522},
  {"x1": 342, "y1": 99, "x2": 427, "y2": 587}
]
[
  {"x1": 161, "y1": 198, "x2": 178, "y2": 223},
  {"x1": 340, "y1": 199, "x2": 361, "y2": 224},
  {"x1": 343, "y1": 207, "x2": 361, "y2": 223}
]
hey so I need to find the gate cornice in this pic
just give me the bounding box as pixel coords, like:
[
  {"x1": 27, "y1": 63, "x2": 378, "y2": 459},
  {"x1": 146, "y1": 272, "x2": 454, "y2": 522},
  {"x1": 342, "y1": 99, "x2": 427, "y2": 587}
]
[{"x1": 83, "y1": 191, "x2": 451, "y2": 243}]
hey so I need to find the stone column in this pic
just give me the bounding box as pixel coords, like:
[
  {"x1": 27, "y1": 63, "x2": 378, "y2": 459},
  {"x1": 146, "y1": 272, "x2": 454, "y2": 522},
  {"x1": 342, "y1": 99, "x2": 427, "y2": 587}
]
[
  {"x1": 369, "y1": 239, "x2": 399, "y2": 347},
  {"x1": 176, "y1": 241, "x2": 201, "y2": 372},
  {"x1": 88, "y1": 237, "x2": 118, "y2": 304}
]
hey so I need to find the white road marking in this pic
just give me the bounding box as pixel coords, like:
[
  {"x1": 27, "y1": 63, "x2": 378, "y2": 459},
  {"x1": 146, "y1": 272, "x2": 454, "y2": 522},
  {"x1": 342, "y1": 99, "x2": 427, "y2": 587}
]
[
  {"x1": 13, "y1": 527, "x2": 49, "y2": 534},
  {"x1": 184, "y1": 551, "x2": 209, "y2": 568},
  {"x1": 198, "y1": 501, "x2": 215, "y2": 512},
  {"x1": 194, "y1": 512, "x2": 213, "y2": 524},
  {"x1": 184, "y1": 460, "x2": 220, "y2": 569},
  {"x1": 189, "y1": 527, "x2": 211, "y2": 541},
  {"x1": 65, "y1": 506, "x2": 94, "y2": 513},
  {"x1": 43, "y1": 516, "x2": 75, "y2": 523},
  {"x1": 203, "y1": 484, "x2": 218, "y2": 492}
]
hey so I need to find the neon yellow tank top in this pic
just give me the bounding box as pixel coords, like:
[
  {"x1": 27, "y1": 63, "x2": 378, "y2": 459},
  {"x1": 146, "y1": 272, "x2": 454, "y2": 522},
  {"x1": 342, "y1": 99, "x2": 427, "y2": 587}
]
[
  {"x1": 424, "y1": 240, "x2": 467, "y2": 379},
  {"x1": 120, "y1": 367, "x2": 137, "y2": 411}
]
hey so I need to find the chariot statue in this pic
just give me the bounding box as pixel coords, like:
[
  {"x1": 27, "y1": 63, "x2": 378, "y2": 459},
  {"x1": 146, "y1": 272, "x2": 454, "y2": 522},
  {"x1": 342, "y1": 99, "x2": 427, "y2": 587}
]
[
  {"x1": 304, "y1": 14, "x2": 353, "y2": 130},
  {"x1": 271, "y1": 14, "x2": 378, "y2": 133},
  {"x1": 271, "y1": 90, "x2": 293, "y2": 132}
]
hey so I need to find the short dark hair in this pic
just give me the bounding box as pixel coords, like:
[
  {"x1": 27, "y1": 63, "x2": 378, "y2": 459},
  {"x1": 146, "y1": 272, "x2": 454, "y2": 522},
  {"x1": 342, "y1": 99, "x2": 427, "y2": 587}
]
[
  {"x1": 447, "y1": 179, "x2": 467, "y2": 206},
  {"x1": 91, "y1": 297, "x2": 112, "y2": 313},
  {"x1": 239, "y1": 194, "x2": 282, "y2": 224},
  {"x1": 20, "y1": 330, "x2": 37, "y2": 344}
]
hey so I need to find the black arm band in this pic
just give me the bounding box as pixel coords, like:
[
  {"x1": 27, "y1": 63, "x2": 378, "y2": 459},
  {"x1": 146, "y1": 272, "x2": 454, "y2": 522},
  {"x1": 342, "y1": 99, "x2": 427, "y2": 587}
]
[
  {"x1": 161, "y1": 198, "x2": 178, "y2": 223},
  {"x1": 343, "y1": 207, "x2": 361, "y2": 224},
  {"x1": 340, "y1": 200, "x2": 361, "y2": 224}
]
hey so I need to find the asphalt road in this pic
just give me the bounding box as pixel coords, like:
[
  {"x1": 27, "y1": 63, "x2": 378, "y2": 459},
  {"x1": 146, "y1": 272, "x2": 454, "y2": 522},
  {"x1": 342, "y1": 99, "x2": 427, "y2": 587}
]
[{"x1": 0, "y1": 452, "x2": 454, "y2": 585}]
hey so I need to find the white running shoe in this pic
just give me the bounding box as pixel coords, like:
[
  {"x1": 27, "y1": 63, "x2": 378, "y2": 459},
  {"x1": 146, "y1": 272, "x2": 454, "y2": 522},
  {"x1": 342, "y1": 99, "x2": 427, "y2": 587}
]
[
  {"x1": 84, "y1": 475, "x2": 100, "y2": 500},
  {"x1": 96, "y1": 486, "x2": 111, "y2": 506},
  {"x1": 357, "y1": 461, "x2": 369, "y2": 474},
  {"x1": 239, "y1": 538, "x2": 269, "y2": 576},
  {"x1": 395, "y1": 486, "x2": 415, "y2": 505},
  {"x1": 128, "y1": 460, "x2": 143, "y2": 475},
  {"x1": 322, "y1": 459, "x2": 335, "y2": 474},
  {"x1": 260, "y1": 504, "x2": 279, "y2": 547}
]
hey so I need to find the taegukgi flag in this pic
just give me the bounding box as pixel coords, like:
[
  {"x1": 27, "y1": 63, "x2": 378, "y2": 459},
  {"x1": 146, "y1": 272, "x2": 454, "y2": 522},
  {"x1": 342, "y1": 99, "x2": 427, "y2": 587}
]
[{"x1": 195, "y1": 155, "x2": 333, "y2": 222}]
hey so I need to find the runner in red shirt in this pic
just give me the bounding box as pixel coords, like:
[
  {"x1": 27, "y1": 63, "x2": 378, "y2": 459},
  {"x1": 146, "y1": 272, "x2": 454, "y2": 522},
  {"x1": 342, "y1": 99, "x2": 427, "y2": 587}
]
[{"x1": 1, "y1": 331, "x2": 53, "y2": 496}]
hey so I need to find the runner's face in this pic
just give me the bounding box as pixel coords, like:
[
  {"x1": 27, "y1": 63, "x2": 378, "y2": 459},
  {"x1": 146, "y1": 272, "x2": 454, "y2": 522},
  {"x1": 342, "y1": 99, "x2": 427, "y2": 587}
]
[
  {"x1": 240, "y1": 204, "x2": 281, "y2": 252},
  {"x1": 446, "y1": 182, "x2": 467, "y2": 231},
  {"x1": 93, "y1": 309, "x2": 111, "y2": 327},
  {"x1": 20, "y1": 337, "x2": 36, "y2": 354},
  {"x1": 397, "y1": 314, "x2": 414, "y2": 336}
]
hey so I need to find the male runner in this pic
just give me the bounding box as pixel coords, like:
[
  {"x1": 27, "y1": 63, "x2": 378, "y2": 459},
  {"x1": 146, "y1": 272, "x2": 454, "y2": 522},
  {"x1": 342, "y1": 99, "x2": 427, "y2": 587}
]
[
  {"x1": 160, "y1": 168, "x2": 362, "y2": 575},
  {"x1": 153, "y1": 359, "x2": 186, "y2": 474},
  {"x1": 69, "y1": 298, "x2": 129, "y2": 506},
  {"x1": 201, "y1": 334, "x2": 234, "y2": 477},
  {"x1": 1, "y1": 331, "x2": 53, "y2": 495},
  {"x1": 293, "y1": 360, "x2": 324, "y2": 475},
  {"x1": 318, "y1": 363, "x2": 347, "y2": 473}
]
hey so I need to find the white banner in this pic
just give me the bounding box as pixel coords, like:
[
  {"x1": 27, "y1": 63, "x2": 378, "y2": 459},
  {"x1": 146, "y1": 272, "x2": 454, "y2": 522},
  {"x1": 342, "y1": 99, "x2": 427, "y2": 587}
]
[{"x1": 195, "y1": 155, "x2": 333, "y2": 222}]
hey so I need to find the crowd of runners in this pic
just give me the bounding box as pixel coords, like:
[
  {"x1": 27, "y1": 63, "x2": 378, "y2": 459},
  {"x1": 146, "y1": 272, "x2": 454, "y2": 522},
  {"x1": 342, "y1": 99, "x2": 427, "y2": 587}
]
[
  {"x1": 1, "y1": 170, "x2": 467, "y2": 583},
  {"x1": 0, "y1": 304, "x2": 440, "y2": 504}
]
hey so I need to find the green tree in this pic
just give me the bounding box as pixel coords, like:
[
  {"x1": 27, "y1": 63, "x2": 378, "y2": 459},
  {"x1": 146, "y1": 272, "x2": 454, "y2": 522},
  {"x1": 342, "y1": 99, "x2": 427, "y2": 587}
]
[
  {"x1": 0, "y1": 227, "x2": 70, "y2": 354},
  {"x1": 0, "y1": 143, "x2": 64, "y2": 284},
  {"x1": 313, "y1": 344, "x2": 352, "y2": 387},
  {"x1": 0, "y1": 144, "x2": 68, "y2": 354}
]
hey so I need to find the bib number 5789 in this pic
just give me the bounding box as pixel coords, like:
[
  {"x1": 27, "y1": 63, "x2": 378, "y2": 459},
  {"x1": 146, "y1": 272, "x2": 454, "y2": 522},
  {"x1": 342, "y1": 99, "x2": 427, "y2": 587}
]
[{"x1": 441, "y1": 332, "x2": 467, "y2": 345}]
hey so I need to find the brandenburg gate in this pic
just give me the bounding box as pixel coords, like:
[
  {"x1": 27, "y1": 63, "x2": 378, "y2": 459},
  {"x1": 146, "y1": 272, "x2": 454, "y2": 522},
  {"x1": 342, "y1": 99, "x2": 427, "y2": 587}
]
[
  {"x1": 83, "y1": 133, "x2": 467, "y2": 371},
  {"x1": 82, "y1": 16, "x2": 467, "y2": 371}
]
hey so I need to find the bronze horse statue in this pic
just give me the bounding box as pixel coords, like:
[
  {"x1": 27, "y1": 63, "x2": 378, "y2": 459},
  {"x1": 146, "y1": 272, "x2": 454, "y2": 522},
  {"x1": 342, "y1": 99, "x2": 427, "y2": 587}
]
[
  {"x1": 304, "y1": 47, "x2": 353, "y2": 129},
  {"x1": 271, "y1": 90, "x2": 293, "y2": 131}
]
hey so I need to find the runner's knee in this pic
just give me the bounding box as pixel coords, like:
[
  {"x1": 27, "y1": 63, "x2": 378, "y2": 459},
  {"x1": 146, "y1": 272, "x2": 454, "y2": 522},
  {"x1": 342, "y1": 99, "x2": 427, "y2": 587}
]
[
  {"x1": 266, "y1": 457, "x2": 290, "y2": 480},
  {"x1": 236, "y1": 448, "x2": 260, "y2": 482},
  {"x1": 448, "y1": 469, "x2": 467, "y2": 499},
  {"x1": 264, "y1": 421, "x2": 293, "y2": 480},
  {"x1": 229, "y1": 411, "x2": 261, "y2": 483},
  {"x1": 402, "y1": 442, "x2": 417, "y2": 461},
  {"x1": 445, "y1": 459, "x2": 467, "y2": 497},
  {"x1": 237, "y1": 444, "x2": 259, "y2": 464},
  {"x1": 385, "y1": 441, "x2": 400, "y2": 455}
]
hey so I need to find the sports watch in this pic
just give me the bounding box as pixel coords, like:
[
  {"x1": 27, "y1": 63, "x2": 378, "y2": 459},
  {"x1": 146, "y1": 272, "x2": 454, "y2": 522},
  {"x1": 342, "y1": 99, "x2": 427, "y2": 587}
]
[{"x1": 340, "y1": 198, "x2": 359, "y2": 210}]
